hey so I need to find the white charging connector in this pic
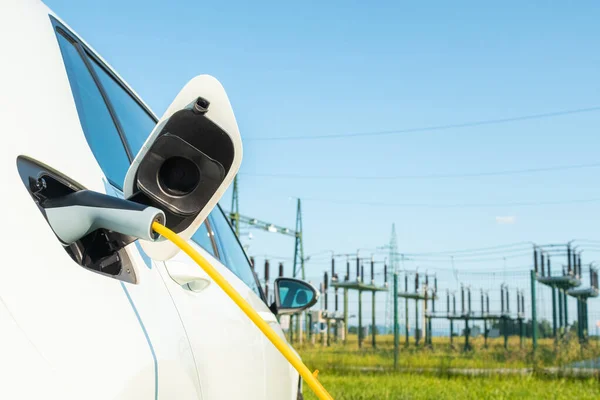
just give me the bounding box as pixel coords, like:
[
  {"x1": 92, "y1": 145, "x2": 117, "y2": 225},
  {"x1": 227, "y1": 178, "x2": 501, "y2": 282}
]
[{"x1": 42, "y1": 190, "x2": 165, "y2": 245}]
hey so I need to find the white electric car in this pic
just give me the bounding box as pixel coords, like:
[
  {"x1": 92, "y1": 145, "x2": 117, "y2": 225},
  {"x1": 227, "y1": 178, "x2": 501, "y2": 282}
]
[{"x1": 0, "y1": 1, "x2": 317, "y2": 399}]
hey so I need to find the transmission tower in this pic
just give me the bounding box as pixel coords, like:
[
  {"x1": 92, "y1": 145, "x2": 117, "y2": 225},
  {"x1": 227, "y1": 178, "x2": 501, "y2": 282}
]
[
  {"x1": 228, "y1": 178, "x2": 301, "y2": 276},
  {"x1": 292, "y1": 198, "x2": 305, "y2": 279},
  {"x1": 385, "y1": 223, "x2": 400, "y2": 332}
]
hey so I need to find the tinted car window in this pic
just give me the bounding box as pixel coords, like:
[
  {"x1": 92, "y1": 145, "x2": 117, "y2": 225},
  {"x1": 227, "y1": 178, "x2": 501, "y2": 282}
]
[
  {"x1": 209, "y1": 208, "x2": 262, "y2": 298},
  {"x1": 89, "y1": 58, "x2": 156, "y2": 156},
  {"x1": 191, "y1": 222, "x2": 217, "y2": 258},
  {"x1": 55, "y1": 33, "x2": 130, "y2": 187}
]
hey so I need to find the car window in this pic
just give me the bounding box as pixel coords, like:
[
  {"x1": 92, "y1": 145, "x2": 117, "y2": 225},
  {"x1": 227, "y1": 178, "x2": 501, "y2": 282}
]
[
  {"x1": 89, "y1": 58, "x2": 157, "y2": 156},
  {"x1": 191, "y1": 222, "x2": 217, "y2": 258},
  {"x1": 55, "y1": 32, "x2": 130, "y2": 187},
  {"x1": 209, "y1": 207, "x2": 263, "y2": 298}
]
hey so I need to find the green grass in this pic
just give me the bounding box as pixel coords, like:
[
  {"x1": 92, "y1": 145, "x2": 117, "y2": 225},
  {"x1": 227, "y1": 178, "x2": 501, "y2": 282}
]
[
  {"x1": 297, "y1": 334, "x2": 600, "y2": 371},
  {"x1": 303, "y1": 372, "x2": 600, "y2": 400},
  {"x1": 298, "y1": 334, "x2": 600, "y2": 399}
]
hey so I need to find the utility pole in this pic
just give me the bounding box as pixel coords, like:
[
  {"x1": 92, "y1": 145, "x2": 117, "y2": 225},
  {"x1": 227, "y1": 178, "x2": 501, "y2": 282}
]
[
  {"x1": 451, "y1": 291, "x2": 456, "y2": 347},
  {"x1": 531, "y1": 270, "x2": 538, "y2": 352},
  {"x1": 344, "y1": 257, "x2": 349, "y2": 345},
  {"x1": 385, "y1": 224, "x2": 399, "y2": 332},
  {"x1": 414, "y1": 273, "x2": 419, "y2": 346},
  {"x1": 552, "y1": 285, "x2": 557, "y2": 339},
  {"x1": 405, "y1": 273, "x2": 409, "y2": 346},
  {"x1": 394, "y1": 273, "x2": 399, "y2": 370},
  {"x1": 372, "y1": 261, "x2": 377, "y2": 348}
]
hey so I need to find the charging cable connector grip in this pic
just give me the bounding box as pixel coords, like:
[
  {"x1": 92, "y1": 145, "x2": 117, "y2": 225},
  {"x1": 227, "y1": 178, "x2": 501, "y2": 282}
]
[{"x1": 43, "y1": 190, "x2": 165, "y2": 244}]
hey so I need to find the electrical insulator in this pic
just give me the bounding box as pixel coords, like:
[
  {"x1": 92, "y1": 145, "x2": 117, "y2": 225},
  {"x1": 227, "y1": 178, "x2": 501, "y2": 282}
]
[{"x1": 384, "y1": 263, "x2": 388, "y2": 284}]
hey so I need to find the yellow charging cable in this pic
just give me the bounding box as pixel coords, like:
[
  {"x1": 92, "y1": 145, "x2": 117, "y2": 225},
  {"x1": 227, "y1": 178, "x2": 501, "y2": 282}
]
[{"x1": 152, "y1": 222, "x2": 334, "y2": 400}]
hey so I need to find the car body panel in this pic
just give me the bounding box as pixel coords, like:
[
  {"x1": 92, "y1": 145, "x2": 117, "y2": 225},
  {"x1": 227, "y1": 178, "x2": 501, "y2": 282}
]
[{"x1": 0, "y1": 0, "x2": 299, "y2": 398}]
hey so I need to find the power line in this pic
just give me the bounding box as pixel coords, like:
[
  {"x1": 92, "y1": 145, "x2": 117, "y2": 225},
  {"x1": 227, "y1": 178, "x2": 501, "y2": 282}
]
[
  {"x1": 376, "y1": 241, "x2": 532, "y2": 256},
  {"x1": 408, "y1": 252, "x2": 531, "y2": 263},
  {"x1": 573, "y1": 239, "x2": 600, "y2": 245},
  {"x1": 406, "y1": 248, "x2": 532, "y2": 259},
  {"x1": 300, "y1": 196, "x2": 600, "y2": 209},
  {"x1": 245, "y1": 106, "x2": 600, "y2": 141},
  {"x1": 240, "y1": 161, "x2": 600, "y2": 180}
]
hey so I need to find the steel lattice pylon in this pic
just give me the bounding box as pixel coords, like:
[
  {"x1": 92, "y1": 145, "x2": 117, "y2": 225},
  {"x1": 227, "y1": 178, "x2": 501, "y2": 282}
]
[{"x1": 292, "y1": 199, "x2": 305, "y2": 280}]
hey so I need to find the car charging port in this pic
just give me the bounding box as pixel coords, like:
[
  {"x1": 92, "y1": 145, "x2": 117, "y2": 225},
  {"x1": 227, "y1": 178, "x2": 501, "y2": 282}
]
[
  {"x1": 17, "y1": 156, "x2": 137, "y2": 284},
  {"x1": 75, "y1": 229, "x2": 124, "y2": 276}
]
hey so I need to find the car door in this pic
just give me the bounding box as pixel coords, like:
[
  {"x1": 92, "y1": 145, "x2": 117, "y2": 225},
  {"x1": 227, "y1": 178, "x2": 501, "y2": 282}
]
[
  {"x1": 159, "y1": 208, "x2": 269, "y2": 399},
  {"x1": 207, "y1": 208, "x2": 299, "y2": 400}
]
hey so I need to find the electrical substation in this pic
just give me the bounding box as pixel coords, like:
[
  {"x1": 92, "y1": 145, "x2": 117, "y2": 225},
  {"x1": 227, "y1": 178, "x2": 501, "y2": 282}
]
[{"x1": 229, "y1": 176, "x2": 600, "y2": 361}]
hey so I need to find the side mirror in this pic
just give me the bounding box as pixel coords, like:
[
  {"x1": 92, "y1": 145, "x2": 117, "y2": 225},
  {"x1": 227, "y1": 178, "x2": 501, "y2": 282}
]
[
  {"x1": 271, "y1": 278, "x2": 319, "y2": 316},
  {"x1": 124, "y1": 75, "x2": 242, "y2": 260}
]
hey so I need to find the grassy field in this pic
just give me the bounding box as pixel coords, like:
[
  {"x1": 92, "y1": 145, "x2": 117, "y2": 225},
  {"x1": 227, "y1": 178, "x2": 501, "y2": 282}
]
[
  {"x1": 298, "y1": 334, "x2": 600, "y2": 371},
  {"x1": 298, "y1": 334, "x2": 600, "y2": 399},
  {"x1": 302, "y1": 372, "x2": 600, "y2": 400}
]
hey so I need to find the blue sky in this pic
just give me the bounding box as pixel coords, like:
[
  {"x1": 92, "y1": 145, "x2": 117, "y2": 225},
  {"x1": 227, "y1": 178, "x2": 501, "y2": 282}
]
[{"x1": 46, "y1": 0, "x2": 600, "y2": 325}]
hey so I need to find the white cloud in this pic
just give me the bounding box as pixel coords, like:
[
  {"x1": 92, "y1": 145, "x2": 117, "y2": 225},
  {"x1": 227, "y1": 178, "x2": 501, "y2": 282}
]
[{"x1": 496, "y1": 216, "x2": 516, "y2": 225}]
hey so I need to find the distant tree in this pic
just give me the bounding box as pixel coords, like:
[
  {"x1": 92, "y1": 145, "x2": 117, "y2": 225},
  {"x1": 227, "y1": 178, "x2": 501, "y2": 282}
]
[
  {"x1": 491, "y1": 319, "x2": 520, "y2": 335},
  {"x1": 491, "y1": 318, "x2": 552, "y2": 338},
  {"x1": 569, "y1": 320, "x2": 578, "y2": 334},
  {"x1": 368, "y1": 325, "x2": 379, "y2": 335},
  {"x1": 537, "y1": 319, "x2": 552, "y2": 337}
]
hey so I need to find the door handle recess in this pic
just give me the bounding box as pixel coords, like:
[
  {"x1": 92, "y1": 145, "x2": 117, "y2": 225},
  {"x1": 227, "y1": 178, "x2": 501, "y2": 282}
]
[
  {"x1": 258, "y1": 311, "x2": 279, "y2": 324},
  {"x1": 166, "y1": 261, "x2": 211, "y2": 292},
  {"x1": 258, "y1": 311, "x2": 288, "y2": 341}
]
